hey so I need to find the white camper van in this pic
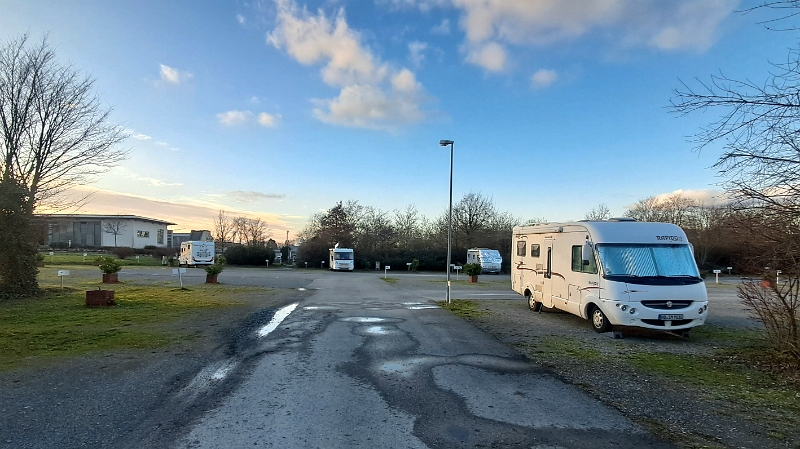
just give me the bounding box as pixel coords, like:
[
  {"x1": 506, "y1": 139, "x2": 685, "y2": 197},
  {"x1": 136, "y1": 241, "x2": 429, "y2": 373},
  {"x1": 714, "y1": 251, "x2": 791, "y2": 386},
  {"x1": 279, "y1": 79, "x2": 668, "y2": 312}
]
[
  {"x1": 511, "y1": 219, "x2": 708, "y2": 335},
  {"x1": 179, "y1": 241, "x2": 215, "y2": 267},
  {"x1": 329, "y1": 246, "x2": 354, "y2": 271},
  {"x1": 466, "y1": 248, "x2": 502, "y2": 274}
]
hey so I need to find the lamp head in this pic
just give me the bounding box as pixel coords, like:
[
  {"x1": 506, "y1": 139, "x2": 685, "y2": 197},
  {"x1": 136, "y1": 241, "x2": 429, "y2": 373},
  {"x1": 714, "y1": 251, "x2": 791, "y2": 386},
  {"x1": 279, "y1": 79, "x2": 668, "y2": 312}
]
[{"x1": 439, "y1": 140, "x2": 454, "y2": 146}]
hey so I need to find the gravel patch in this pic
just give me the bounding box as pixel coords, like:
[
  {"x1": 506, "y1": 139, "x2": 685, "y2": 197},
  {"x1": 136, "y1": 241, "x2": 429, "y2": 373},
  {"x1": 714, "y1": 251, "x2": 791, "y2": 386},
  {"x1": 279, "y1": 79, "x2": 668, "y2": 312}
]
[{"x1": 458, "y1": 295, "x2": 800, "y2": 449}]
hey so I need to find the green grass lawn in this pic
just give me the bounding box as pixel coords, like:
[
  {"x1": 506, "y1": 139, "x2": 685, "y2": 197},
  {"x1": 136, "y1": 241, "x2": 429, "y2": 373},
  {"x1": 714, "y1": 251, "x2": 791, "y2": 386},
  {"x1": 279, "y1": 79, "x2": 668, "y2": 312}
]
[
  {"x1": 0, "y1": 275, "x2": 265, "y2": 371},
  {"x1": 40, "y1": 252, "x2": 166, "y2": 266}
]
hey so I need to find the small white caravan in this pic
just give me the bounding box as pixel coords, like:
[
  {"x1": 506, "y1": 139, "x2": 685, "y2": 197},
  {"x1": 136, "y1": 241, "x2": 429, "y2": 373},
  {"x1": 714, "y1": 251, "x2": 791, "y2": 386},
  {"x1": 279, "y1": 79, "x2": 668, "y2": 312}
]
[
  {"x1": 179, "y1": 241, "x2": 215, "y2": 267},
  {"x1": 329, "y1": 246, "x2": 354, "y2": 271},
  {"x1": 511, "y1": 219, "x2": 708, "y2": 335},
  {"x1": 466, "y1": 248, "x2": 502, "y2": 274}
]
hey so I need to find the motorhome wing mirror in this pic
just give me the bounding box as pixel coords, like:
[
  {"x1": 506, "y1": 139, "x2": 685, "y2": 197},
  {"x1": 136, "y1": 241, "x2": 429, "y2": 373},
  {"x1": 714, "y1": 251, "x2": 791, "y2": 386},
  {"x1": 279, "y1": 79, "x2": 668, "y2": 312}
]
[{"x1": 582, "y1": 241, "x2": 593, "y2": 263}]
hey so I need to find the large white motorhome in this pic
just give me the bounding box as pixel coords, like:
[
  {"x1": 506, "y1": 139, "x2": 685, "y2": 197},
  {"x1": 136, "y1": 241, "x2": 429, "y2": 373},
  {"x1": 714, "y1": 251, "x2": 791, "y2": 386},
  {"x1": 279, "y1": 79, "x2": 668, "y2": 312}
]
[
  {"x1": 179, "y1": 241, "x2": 215, "y2": 267},
  {"x1": 511, "y1": 219, "x2": 708, "y2": 335},
  {"x1": 466, "y1": 248, "x2": 502, "y2": 274},
  {"x1": 329, "y1": 246, "x2": 354, "y2": 271}
]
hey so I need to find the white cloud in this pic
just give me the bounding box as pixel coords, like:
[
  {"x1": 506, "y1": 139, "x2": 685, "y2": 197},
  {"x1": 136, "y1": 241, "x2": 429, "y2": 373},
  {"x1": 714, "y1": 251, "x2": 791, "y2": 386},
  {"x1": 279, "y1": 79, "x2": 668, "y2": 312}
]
[
  {"x1": 449, "y1": 0, "x2": 735, "y2": 70},
  {"x1": 217, "y1": 110, "x2": 254, "y2": 126},
  {"x1": 125, "y1": 174, "x2": 183, "y2": 187},
  {"x1": 159, "y1": 64, "x2": 193, "y2": 84},
  {"x1": 653, "y1": 189, "x2": 731, "y2": 207},
  {"x1": 250, "y1": 96, "x2": 261, "y2": 104},
  {"x1": 431, "y1": 18, "x2": 451, "y2": 35},
  {"x1": 131, "y1": 133, "x2": 151, "y2": 140},
  {"x1": 237, "y1": 14, "x2": 246, "y2": 24},
  {"x1": 408, "y1": 41, "x2": 427, "y2": 68},
  {"x1": 268, "y1": 0, "x2": 431, "y2": 130},
  {"x1": 465, "y1": 42, "x2": 507, "y2": 72},
  {"x1": 531, "y1": 69, "x2": 557, "y2": 88},
  {"x1": 217, "y1": 110, "x2": 282, "y2": 127},
  {"x1": 258, "y1": 112, "x2": 282, "y2": 127}
]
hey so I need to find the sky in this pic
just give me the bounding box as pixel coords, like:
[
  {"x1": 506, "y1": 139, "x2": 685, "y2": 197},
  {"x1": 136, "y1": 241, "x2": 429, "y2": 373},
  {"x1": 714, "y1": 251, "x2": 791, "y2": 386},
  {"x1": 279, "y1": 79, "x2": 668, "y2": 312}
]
[{"x1": 0, "y1": 0, "x2": 794, "y2": 237}]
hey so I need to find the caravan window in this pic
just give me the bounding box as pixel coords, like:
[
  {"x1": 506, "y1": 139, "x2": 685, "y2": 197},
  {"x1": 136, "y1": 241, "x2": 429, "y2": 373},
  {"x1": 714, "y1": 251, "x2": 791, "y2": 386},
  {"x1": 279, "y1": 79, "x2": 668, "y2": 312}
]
[
  {"x1": 530, "y1": 244, "x2": 540, "y2": 258},
  {"x1": 516, "y1": 241, "x2": 526, "y2": 257},
  {"x1": 571, "y1": 246, "x2": 598, "y2": 274}
]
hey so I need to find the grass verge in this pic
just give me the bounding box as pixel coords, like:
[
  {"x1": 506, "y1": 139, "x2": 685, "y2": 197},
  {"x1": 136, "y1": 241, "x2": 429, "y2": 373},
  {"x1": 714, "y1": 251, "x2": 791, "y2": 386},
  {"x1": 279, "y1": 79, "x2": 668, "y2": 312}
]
[
  {"x1": 0, "y1": 282, "x2": 266, "y2": 372},
  {"x1": 437, "y1": 299, "x2": 489, "y2": 318}
]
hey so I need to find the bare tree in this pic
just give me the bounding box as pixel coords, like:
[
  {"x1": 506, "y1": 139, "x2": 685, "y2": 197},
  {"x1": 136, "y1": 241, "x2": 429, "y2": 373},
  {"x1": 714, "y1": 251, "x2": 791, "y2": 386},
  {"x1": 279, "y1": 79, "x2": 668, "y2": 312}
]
[
  {"x1": 584, "y1": 203, "x2": 611, "y2": 221},
  {"x1": 102, "y1": 219, "x2": 126, "y2": 247},
  {"x1": 0, "y1": 34, "x2": 126, "y2": 296},
  {"x1": 244, "y1": 217, "x2": 270, "y2": 246},
  {"x1": 451, "y1": 192, "x2": 496, "y2": 249},
  {"x1": 213, "y1": 210, "x2": 232, "y2": 251},
  {"x1": 0, "y1": 34, "x2": 127, "y2": 209}
]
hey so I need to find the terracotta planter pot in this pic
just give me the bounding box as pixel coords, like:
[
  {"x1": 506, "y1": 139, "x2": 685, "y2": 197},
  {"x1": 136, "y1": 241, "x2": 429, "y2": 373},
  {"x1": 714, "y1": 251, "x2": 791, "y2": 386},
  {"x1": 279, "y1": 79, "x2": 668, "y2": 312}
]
[
  {"x1": 761, "y1": 279, "x2": 774, "y2": 289},
  {"x1": 206, "y1": 273, "x2": 218, "y2": 284},
  {"x1": 468, "y1": 275, "x2": 479, "y2": 283},
  {"x1": 86, "y1": 289, "x2": 115, "y2": 307},
  {"x1": 102, "y1": 273, "x2": 119, "y2": 284}
]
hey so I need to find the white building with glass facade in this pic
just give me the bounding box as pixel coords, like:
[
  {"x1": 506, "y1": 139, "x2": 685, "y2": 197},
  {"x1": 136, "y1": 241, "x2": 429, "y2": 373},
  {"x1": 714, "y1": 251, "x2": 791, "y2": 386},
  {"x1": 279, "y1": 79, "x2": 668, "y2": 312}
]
[{"x1": 35, "y1": 214, "x2": 176, "y2": 249}]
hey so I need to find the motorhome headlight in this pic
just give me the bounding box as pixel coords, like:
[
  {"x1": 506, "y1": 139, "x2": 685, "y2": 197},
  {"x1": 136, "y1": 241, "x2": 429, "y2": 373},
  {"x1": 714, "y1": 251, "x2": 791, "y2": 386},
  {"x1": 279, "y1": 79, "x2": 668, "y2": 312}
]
[
  {"x1": 629, "y1": 308, "x2": 637, "y2": 314},
  {"x1": 699, "y1": 307, "x2": 705, "y2": 314},
  {"x1": 621, "y1": 305, "x2": 628, "y2": 311}
]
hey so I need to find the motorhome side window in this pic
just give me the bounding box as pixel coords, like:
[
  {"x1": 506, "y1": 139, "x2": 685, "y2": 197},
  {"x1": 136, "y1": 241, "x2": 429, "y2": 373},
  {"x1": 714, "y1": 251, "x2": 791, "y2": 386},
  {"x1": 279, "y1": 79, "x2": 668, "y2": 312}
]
[
  {"x1": 571, "y1": 245, "x2": 598, "y2": 274},
  {"x1": 530, "y1": 244, "x2": 540, "y2": 258},
  {"x1": 516, "y1": 241, "x2": 526, "y2": 257}
]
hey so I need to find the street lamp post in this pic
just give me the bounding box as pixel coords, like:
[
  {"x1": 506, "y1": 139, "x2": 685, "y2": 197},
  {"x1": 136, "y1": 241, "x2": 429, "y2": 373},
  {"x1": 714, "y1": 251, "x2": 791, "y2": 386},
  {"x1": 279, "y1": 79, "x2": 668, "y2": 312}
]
[{"x1": 439, "y1": 139, "x2": 454, "y2": 304}]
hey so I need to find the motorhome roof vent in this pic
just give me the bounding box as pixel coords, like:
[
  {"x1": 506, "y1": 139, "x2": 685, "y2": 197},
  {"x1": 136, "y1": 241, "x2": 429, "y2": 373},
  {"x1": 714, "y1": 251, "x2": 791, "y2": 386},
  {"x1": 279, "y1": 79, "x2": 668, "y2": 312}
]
[{"x1": 607, "y1": 217, "x2": 637, "y2": 222}]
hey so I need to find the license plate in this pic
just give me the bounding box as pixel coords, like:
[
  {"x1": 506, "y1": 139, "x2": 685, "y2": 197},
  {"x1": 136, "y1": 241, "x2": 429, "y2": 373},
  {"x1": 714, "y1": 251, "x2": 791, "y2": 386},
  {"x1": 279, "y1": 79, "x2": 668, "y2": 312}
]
[{"x1": 659, "y1": 314, "x2": 684, "y2": 320}]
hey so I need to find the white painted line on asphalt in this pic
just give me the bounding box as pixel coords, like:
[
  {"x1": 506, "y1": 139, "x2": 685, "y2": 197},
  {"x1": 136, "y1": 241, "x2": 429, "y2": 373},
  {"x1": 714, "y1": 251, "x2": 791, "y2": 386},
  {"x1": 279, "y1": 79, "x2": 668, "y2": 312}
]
[{"x1": 258, "y1": 303, "x2": 299, "y2": 338}]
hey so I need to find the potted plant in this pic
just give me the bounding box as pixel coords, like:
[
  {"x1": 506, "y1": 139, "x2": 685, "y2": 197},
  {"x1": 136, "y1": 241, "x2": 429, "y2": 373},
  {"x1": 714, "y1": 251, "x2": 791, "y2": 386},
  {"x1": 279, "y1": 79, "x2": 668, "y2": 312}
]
[
  {"x1": 98, "y1": 256, "x2": 122, "y2": 283},
  {"x1": 204, "y1": 256, "x2": 226, "y2": 284},
  {"x1": 463, "y1": 263, "x2": 482, "y2": 283}
]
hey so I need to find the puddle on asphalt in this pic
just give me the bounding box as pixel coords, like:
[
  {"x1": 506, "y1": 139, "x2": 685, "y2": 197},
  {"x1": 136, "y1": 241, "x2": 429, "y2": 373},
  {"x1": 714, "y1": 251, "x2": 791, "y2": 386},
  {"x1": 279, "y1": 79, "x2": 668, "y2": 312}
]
[
  {"x1": 341, "y1": 317, "x2": 387, "y2": 323},
  {"x1": 365, "y1": 325, "x2": 390, "y2": 334},
  {"x1": 402, "y1": 302, "x2": 425, "y2": 305},
  {"x1": 298, "y1": 288, "x2": 306, "y2": 291},
  {"x1": 379, "y1": 358, "x2": 427, "y2": 376},
  {"x1": 407, "y1": 305, "x2": 439, "y2": 310},
  {"x1": 257, "y1": 303, "x2": 299, "y2": 337},
  {"x1": 304, "y1": 306, "x2": 337, "y2": 310}
]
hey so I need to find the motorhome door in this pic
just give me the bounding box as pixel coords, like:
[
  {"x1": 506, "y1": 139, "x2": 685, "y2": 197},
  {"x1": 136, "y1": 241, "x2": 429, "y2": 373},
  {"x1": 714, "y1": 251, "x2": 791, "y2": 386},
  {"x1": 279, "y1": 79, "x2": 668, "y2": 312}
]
[{"x1": 542, "y1": 238, "x2": 554, "y2": 308}]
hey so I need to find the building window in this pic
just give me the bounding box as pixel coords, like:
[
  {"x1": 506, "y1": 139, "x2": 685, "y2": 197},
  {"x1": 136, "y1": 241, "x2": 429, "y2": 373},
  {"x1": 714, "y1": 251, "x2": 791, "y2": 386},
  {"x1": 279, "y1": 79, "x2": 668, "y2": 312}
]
[
  {"x1": 136, "y1": 230, "x2": 150, "y2": 238},
  {"x1": 157, "y1": 229, "x2": 164, "y2": 244},
  {"x1": 516, "y1": 241, "x2": 526, "y2": 257}
]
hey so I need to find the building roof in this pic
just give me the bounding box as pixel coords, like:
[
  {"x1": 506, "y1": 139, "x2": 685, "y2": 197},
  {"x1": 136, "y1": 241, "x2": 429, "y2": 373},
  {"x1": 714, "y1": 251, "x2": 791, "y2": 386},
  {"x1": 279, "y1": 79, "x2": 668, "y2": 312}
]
[{"x1": 34, "y1": 214, "x2": 177, "y2": 226}]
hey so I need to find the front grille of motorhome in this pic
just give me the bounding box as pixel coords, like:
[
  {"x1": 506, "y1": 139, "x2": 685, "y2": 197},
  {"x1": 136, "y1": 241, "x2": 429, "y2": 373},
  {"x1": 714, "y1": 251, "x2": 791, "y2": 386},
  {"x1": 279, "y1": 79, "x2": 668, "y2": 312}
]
[
  {"x1": 641, "y1": 300, "x2": 693, "y2": 310},
  {"x1": 641, "y1": 319, "x2": 694, "y2": 327}
]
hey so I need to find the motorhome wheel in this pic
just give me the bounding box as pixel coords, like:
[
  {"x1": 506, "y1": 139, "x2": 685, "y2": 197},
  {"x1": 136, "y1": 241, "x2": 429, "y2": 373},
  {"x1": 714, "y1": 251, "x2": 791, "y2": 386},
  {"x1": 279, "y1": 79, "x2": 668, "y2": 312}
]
[
  {"x1": 526, "y1": 293, "x2": 542, "y2": 312},
  {"x1": 590, "y1": 306, "x2": 612, "y2": 333}
]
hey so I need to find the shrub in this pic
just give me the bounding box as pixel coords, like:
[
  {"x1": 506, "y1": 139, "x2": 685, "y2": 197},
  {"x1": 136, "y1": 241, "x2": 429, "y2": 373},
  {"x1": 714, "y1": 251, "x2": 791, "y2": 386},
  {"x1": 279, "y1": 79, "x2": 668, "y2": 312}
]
[
  {"x1": 110, "y1": 246, "x2": 136, "y2": 259},
  {"x1": 225, "y1": 245, "x2": 275, "y2": 266},
  {"x1": 97, "y1": 256, "x2": 122, "y2": 274},
  {"x1": 463, "y1": 263, "x2": 482, "y2": 276},
  {"x1": 204, "y1": 256, "x2": 226, "y2": 275}
]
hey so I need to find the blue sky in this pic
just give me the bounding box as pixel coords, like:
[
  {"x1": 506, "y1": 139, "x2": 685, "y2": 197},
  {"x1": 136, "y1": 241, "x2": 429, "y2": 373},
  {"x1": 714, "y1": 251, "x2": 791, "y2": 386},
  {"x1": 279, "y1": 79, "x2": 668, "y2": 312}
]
[{"x1": 0, "y1": 0, "x2": 791, "y2": 236}]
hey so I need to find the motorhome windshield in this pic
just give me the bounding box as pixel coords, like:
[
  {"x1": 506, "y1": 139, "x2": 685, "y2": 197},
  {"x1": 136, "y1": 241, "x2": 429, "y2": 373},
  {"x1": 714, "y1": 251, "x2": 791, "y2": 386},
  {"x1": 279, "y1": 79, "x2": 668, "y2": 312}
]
[
  {"x1": 333, "y1": 252, "x2": 353, "y2": 260},
  {"x1": 595, "y1": 244, "x2": 701, "y2": 285},
  {"x1": 479, "y1": 251, "x2": 501, "y2": 263}
]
